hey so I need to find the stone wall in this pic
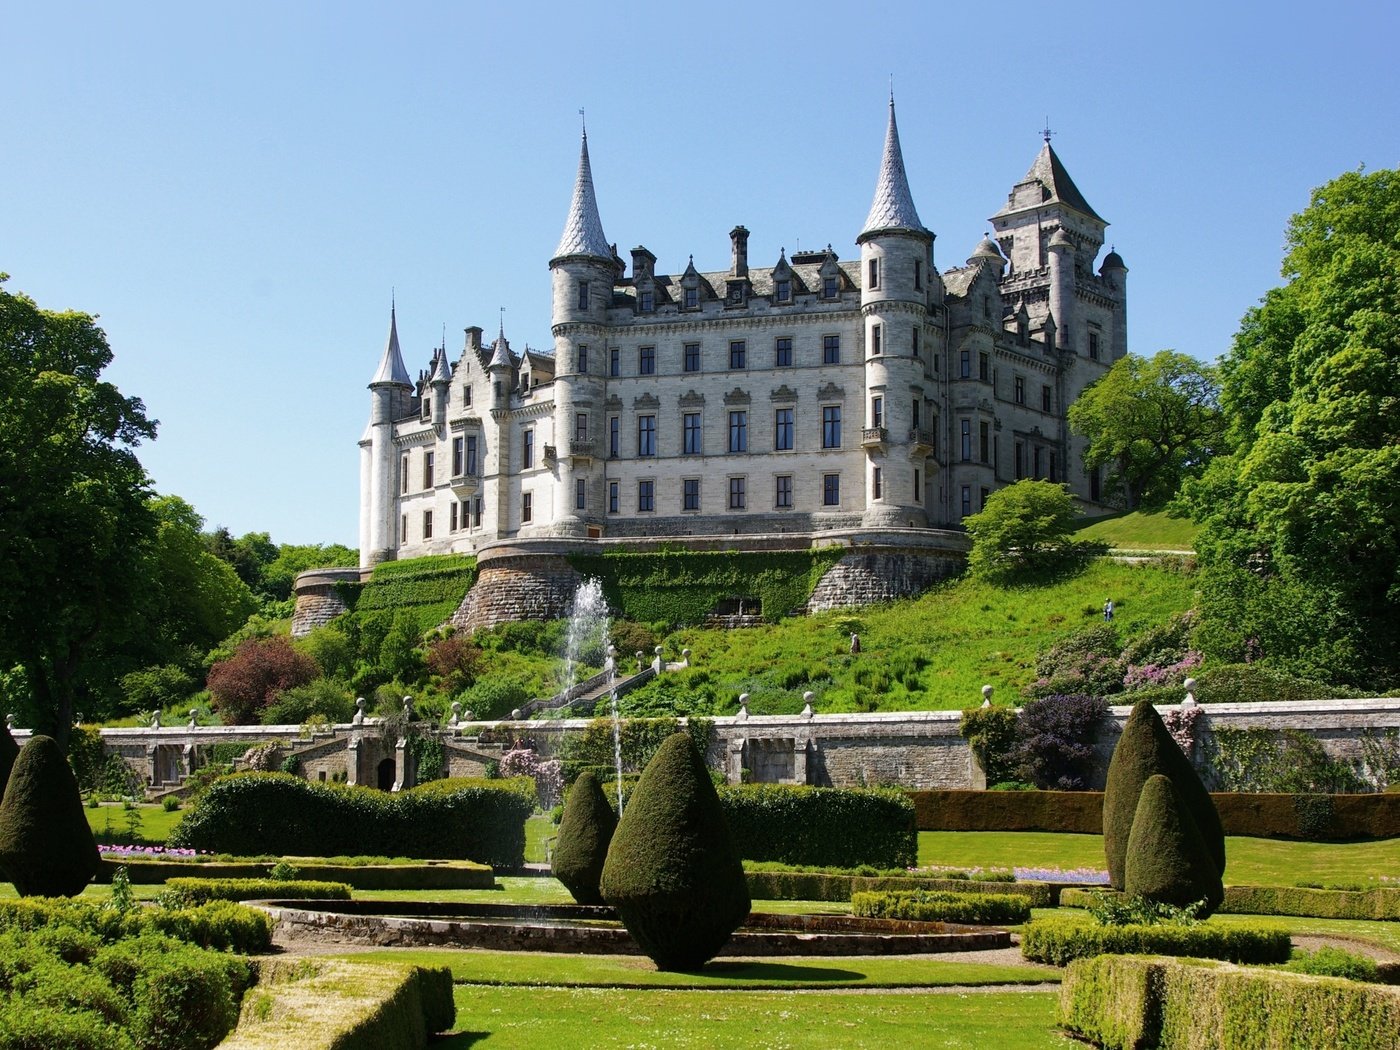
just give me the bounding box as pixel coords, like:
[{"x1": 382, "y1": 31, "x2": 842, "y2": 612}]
[
  {"x1": 451, "y1": 555, "x2": 583, "y2": 634},
  {"x1": 290, "y1": 568, "x2": 362, "y2": 639},
  {"x1": 806, "y1": 551, "x2": 963, "y2": 611}
]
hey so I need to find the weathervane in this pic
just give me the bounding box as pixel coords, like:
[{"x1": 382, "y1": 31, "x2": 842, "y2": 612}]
[{"x1": 1042, "y1": 117, "x2": 1055, "y2": 144}]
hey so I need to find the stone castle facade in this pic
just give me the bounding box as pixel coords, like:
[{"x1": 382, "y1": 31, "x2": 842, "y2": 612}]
[{"x1": 359, "y1": 103, "x2": 1127, "y2": 567}]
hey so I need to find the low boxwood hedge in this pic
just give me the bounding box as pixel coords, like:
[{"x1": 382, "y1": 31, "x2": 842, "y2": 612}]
[
  {"x1": 719, "y1": 785, "x2": 916, "y2": 868},
  {"x1": 0, "y1": 897, "x2": 273, "y2": 955},
  {"x1": 1063, "y1": 883, "x2": 1400, "y2": 921},
  {"x1": 1021, "y1": 917, "x2": 1291, "y2": 967},
  {"x1": 163, "y1": 878, "x2": 352, "y2": 905},
  {"x1": 101, "y1": 857, "x2": 495, "y2": 890},
  {"x1": 744, "y1": 866, "x2": 1056, "y2": 906},
  {"x1": 909, "y1": 789, "x2": 1104, "y2": 834},
  {"x1": 852, "y1": 889, "x2": 1031, "y2": 925},
  {"x1": 169, "y1": 772, "x2": 532, "y2": 867},
  {"x1": 1059, "y1": 954, "x2": 1400, "y2": 1050}
]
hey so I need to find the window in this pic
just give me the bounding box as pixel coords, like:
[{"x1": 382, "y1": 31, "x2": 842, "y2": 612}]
[
  {"x1": 728, "y1": 410, "x2": 747, "y2": 453},
  {"x1": 472, "y1": 498, "x2": 482, "y2": 528},
  {"x1": 728, "y1": 476, "x2": 746, "y2": 509},
  {"x1": 608, "y1": 481, "x2": 619, "y2": 514},
  {"x1": 639, "y1": 290, "x2": 654, "y2": 313},
  {"x1": 522, "y1": 430, "x2": 534, "y2": 469},
  {"x1": 577, "y1": 345, "x2": 588, "y2": 372},
  {"x1": 684, "y1": 287, "x2": 698, "y2": 309},
  {"x1": 823, "y1": 334, "x2": 840, "y2": 365},
  {"x1": 980, "y1": 421, "x2": 990, "y2": 463},
  {"x1": 423, "y1": 450, "x2": 434, "y2": 488},
  {"x1": 960, "y1": 419, "x2": 972, "y2": 461},
  {"x1": 1015, "y1": 441, "x2": 1025, "y2": 479},
  {"x1": 822, "y1": 405, "x2": 842, "y2": 448},
  {"x1": 975, "y1": 352, "x2": 988, "y2": 383},
  {"x1": 913, "y1": 327, "x2": 920, "y2": 355},
  {"x1": 684, "y1": 342, "x2": 700, "y2": 372},
  {"x1": 822, "y1": 275, "x2": 838, "y2": 298},
  {"x1": 823, "y1": 473, "x2": 840, "y2": 506},
  {"x1": 521, "y1": 493, "x2": 532, "y2": 524},
  {"x1": 639, "y1": 346, "x2": 655, "y2": 375},
  {"x1": 422, "y1": 396, "x2": 431, "y2": 419},
  {"x1": 1014, "y1": 376, "x2": 1026, "y2": 405},
  {"x1": 575, "y1": 478, "x2": 586, "y2": 511},
  {"x1": 637, "y1": 415, "x2": 656, "y2": 457},
  {"x1": 980, "y1": 487, "x2": 990, "y2": 511},
  {"x1": 638, "y1": 480, "x2": 654, "y2": 512},
  {"x1": 960, "y1": 350, "x2": 971, "y2": 378},
  {"x1": 1041, "y1": 385, "x2": 1052, "y2": 413},
  {"x1": 400, "y1": 454, "x2": 409, "y2": 494},
  {"x1": 914, "y1": 468, "x2": 921, "y2": 503},
  {"x1": 683, "y1": 412, "x2": 702, "y2": 454},
  {"x1": 609, "y1": 416, "x2": 620, "y2": 458},
  {"x1": 609, "y1": 347, "x2": 620, "y2": 377},
  {"x1": 466, "y1": 436, "x2": 478, "y2": 476},
  {"x1": 1034, "y1": 446, "x2": 1043, "y2": 478},
  {"x1": 776, "y1": 279, "x2": 791, "y2": 302},
  {"x1": 868, "y1": 258, "x2": 880, "y2": 289},
  {"x1": 775, "y1": 474, "x2": 793, "y2": 509},
  {"x1": 575, "y1": 412, "x2": 588, "y2": 442},
  {"x1": 961, "y1": 485, "x2": 971, "y2": 517},
  {"x1": 775, "y1": 336, "x2": 792, "y2": 367},
  {"x1": 871, "y1": 396, "x2": 883, "y2": 428},
  {"x1": 400, "y1": 514, "x2": 406, "y2": 544},
  {"x1": 914, "y1": 259, "x2": 923, "y2": 290},
  {"x1": 871, "y1": 323, "x2": 882, "y2": 356},
  {"x1": 1089, "y1": 331, "x2": 1100, "y2": 361},
  {"x1": 683, "y1": 478, "x2": 700, "y2": 511},
  {"x1": 872, "y1": 466, "x2": 883, "y2": 500},
  {"x1": 729, "y1": 340, "x2": 746, "y2": 369},
  {"x1": 463, "y1": 384, "x2": 473, "y2": 407},
  {"x1": 450, "y1": 502, "x2": 458, "y2": 531},
  {"x1": 577, "y1": 281, "x2": 589, "y2": 310},
  {"x1": 983, "y1": 295, "x2": 992, "y2": 319},
  {"x1": 774, "y1": 407, "x2": 794, "y2": 450},
  {"x1": 452, "y1": 436, "x2": 464, "y2": 477},
  {"x1": 912, "y1": 399, "x2": 920, "y2": 429},
  {"x1": 1049, "y1": 452, "x2": 1057, "y2": 482},
  {"x1": 423, "y1": 509, "x2": 434, "y2": 538}
]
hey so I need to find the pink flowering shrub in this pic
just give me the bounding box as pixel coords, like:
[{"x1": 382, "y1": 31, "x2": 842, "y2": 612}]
[
  {"x1": 1122, "y1": 650, "x2": 1203, "y2": 691},
  {"x1": 499, "y1": 747, "x2": 562, "y2": 807},
  {"x1": 1161, "y1": 706, "x2": 1201, "y2": 757}
]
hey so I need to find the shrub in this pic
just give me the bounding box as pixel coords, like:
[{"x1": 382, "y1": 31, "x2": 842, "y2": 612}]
[
  {"x1": 964, "y1": 480, "x2": 1087, "y2": 580},
  {"x1": 126, "y1": 944, "x2": 244, "y2": 1050},
  {"x1": 207, "y1": 636, "x2": 319, "y2": 725},
  {"x1": 1103, "y1": 699, "x2": 1225, "y2": 891},
  {"x1": 1012, "y1": 694, "x2": 1109, "y2": 790},
  {"x1": 551, "y1": 771, "x2": 617, "y2": 905},
  {"x1": 907, "y1": 788, "x2": 1104, "y2": 833},
  {"x1": 958, "y1": 706, "x2": 1019, "y2": 785},
  {"x1": 1021, "y1": 917, "x2": 1291, "y2": 966},
  {"x1": 1282, "y1": 945, "x2": 1381, "y2": 983},
  {"x1": 851, "y1": 889, "x2": 1031, "y2": 925},
  {"x1": 600, "y1": 733, "x2": 750, "y2": 970},
  {"x1": 162, "y1": 878, "x2": 352, "y2": 905},
  {"x1": 718, "y1": 784, "x2": 916, "y2": 869},
  {"x1": 0, "y1": 1001, "x2": 134, "y2": 1050},
  {"x1": 0, "y1": 736, "x2": 101, "y2": 896},
  {"x1": 261, "y1": 678, "x2": 355, "y2": 725},
  {"x1": 1124, "y1": 775, "x2": 1223, "y2": 915},
  {"x1": 1026, "y1": 624, "x2": 1125, "y2": 700}
]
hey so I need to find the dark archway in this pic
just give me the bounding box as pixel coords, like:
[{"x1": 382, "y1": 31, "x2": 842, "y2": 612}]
[{"x1": 376, "y1": 758, "x2": 396, "y2": 792}]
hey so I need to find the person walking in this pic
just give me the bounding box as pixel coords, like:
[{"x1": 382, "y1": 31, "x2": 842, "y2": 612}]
[{"x1": 1103, "y1": 599, "x2": 1114, "y2": 622}]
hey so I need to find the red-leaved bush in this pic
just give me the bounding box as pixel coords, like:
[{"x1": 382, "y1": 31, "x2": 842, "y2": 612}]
[{"x1": 207, "y1": 636, "x2": 319, "y2": 724}]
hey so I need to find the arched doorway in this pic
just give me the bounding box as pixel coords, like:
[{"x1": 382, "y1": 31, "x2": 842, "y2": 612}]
[{"x1": 376, "y1": 758, "x2": 396, "y2": 792}]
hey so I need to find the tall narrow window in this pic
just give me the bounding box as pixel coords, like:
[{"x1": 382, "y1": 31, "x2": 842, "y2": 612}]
[
  {"x1": 1049, "y1": 452, "x2": 1057, "y2": 482},
  {"x1": 1014, "y1": 376, "x2": 1026, "y2": 405},
  {"x1": 1041, "y1": 385, "x2": 1052, "y2": 412},
  {"x1": 522, "y1": 430, "x2": 534, "y2": 469},
  {"x1": 637, "y1": 415, "x2": 656, "y2": 457},
  {"x1": 823, "y1": 275, "x2": 838, "y2": 298},
  {"x1": 775, "y1": 336, "x2": 792, "y2": 367},
  {"x1": 912, "y1": 399, "x2": 920, "y2": 429},
  {"x1": 423, "y1": 451, "x2": 434, "y2": 488},
  {"x1": 822, "y1": 406, "x2": 842, "y2": 448},
  {"x1": 639, "y1": 290, "x2": 654, "y2": 313},
  {"x1": 775, "y1": 474, "x2": 793, "y2": 509},
  {"x1": 980, "y1": 486, "x2": 990, "y2": 510},
  {"x1": 868, "y1": 258, "x2": 879, "y2": 289},
  {"x1": 450, "y1": 502, "x2": 459, "y2": 531},
  {"x1": 473, "y1": 498, "x2": 482, "y2": 527},
  {"x1": 400, "y1": 454, "x2": 409, "y2": 494},
  {"x1": 1034, "y1": 446, "x2": 1043, "y2": 478},
  {"x1": 914, "y1": 259, "x2": 923, "y2": 290},
  {"x1": 1015, "y1": 441, "x2": 1025, "y2": 479},
  {"x1": 823, "y1": 334, "x2": 840, "y2": 365},
  {"x1": 463, "y1": 385, "x2": 473, "y2": 407},
  {"x1": 609, "y1": 347, "x2": 620, "y2": 377},
  {"x1": 980, "y1": 421, "x2": 990, "y2": 463},
  {"x1": 684, "y1": 286, "x2": 698, "y2": 309},
  {"x1": 684, "y1": 342, "x2": 700, "y2": 372},
  {"x1": 871, "y1": 323, "x2": 882, "y2": 356},
  {"x1": 775, "y1": 279, "x2": 791, "y2": 302},
  {"x1": 961, "y1": 485, "x2": 971, "y2": 517},
  {"x1": 979, "y1": 352, "x2": 990, "y2": 382},
  {"x1": 914, "y1": 468, "x2": 921, "y2": 503},
  {"x1": 683, "y1": 478, "x2": 700, "y2": 511},
  {"x1": 913, "y1": 327, "x2": 920, "y2": 355},
  {"x1": 400, "y1": 514, "x2": 406, "y2": 545},
  {"x1": 1089, "y1": 332, "x2": 1100, "y2": 361},
  {"x1": 466, "y1": 436, "x2": 478, "y2": 476},
  {"x1": 637, "y1": 480, "x2": 654, "y2": 512},
  {"x1": 871, "y1": 396, "x2": 883, "y2": 428},
  {"x1": 728, "y1": 411, "x2": 747, "y2": 453},
  {"x1": 639, "y1": 346, "x2": 656, "y2": 374},
  {"x1": 728, "y1": 476, "x2": 746, "y2": 509},
  {"x1": 521, "y1": 492, "x2": 532, "y2": 523},
  {"x1": 452, "y1": 436, "x2": 464, "y2": 477},
  {"x1": 608, "y1": 481, "x2": 619, "y2": 513},
  {"x1": 774, "y1": 408, "x2": 793, "y2": 450},
  {"x1": 575, "y1": 412, "x2": 588, "y2": 442},
  {"x1": 577, "y1": 281, "x2": 589, "y2": 310},
  {"x1": 729, "y1": 340, "x2": 746, "y2": 369},
  {"x1": 683, "y1": 412, "x2": 702, "y2": 455},
  {"x1": 575, "y1": 478, "x2": 586, "y2": 511},
  {"x1": 423, "y1": 509, "x2": 433, "y2": 538},
  {"x1": 609, "y1": 416, "x2": 620, "y2": 458},
  {"x1": 872, "y1": 466, "x2": 883, "y2": 500},
  {"x1": 959, "y1": 350, "x2": 971, "y2": 378},
  {"x1": 577, "y1": 345, "x2": 588, "y2": 372},
  {"x1": 960, "y1": 419, "x2": 972, "y2": 461},
  {"x1": 823, "y1": 473, "x2": 840, "y2": 506}
]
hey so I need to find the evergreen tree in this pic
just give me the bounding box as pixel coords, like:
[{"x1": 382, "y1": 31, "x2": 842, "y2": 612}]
[
  {"x1": 551, "y1": 770, "x2": 618, "y2": 905},
  {"x1": 1123, "y1": 774, "x2": 1224, "y2": 915},
  {"x1": 0, "y1": 736, "x2": 101, "y2": 896},
  {"x1": 600, "y1": 733, "x2": 749, "y2": 970}
]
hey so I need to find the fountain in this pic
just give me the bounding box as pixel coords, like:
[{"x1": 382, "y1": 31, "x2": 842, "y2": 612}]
[{"x1": 561, "y1": 578, "x2": 610, "y2": 697}]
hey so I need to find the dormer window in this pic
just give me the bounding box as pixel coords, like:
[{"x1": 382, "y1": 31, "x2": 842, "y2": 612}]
[
  {"x1": 822, "y1": 275, "x2": 838, "y2": 298},
  {"x1": 422, "y1": 397, "x2": 431, "y2": 419},
  {"x1": 775, "y1": 279, "x2": 791, "y2": 303},
  {"x1": 684, "y1": 287, "x2": 698, "y2": 309},
  {"x1": 521, "y1": 374, "x2": 530, "y2": 393},
  {"x1": 640, "y1": 290, "x2": 654, "y2": 313}
]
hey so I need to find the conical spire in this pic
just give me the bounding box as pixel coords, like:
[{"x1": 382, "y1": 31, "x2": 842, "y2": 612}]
[
  {"x1": 995, "y1": 140, "x2": 1103, "y2": 222},
  {"x1": 553, "y1": 130, "x2": 611, "y2": 262},
  {"x1": 369, "y1": 300, "x2": 412, "y2": 387},
  {"x1": 431, "y1": 346, "x2": 452, "y2": 385},
  {"x1": 859, "y1": 98, "x2": 926, "y2": 241},
  {"x1": 488, "y1": 321, "x2": 513, "y2": 371}
]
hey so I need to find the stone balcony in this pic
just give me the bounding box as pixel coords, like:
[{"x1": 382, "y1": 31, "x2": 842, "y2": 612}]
[
  {"x1": 449, "y1": 474, "x2": 481, "y2": 498},
  {"x1": 861, "y1": 426, "x2": 888, "y2": 449},
  {"x1": 908, "y1": 427, "x2": 936, "y2": 457},
  {"x1": 565, "y1": 438, "x2": 597, "y2": 463}
]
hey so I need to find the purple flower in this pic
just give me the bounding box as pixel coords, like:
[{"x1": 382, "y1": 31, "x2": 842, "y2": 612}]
[{"x1": 1015, "y1": 866, "x2": 1110, "y2": 885}]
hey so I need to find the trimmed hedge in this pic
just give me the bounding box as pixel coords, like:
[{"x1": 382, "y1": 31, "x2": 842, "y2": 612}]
[
  {"x1": 1059, "y1": 954, "x2": 1400, "y2": 1050},
  {"x1": 745, "y1": 868, "x2": 1058, "y2": 906},
  {"x1": 1021, "y1": 917, "x2": 1291, "y2": 966},
  {"x1": 1122, "y1": 774, "x2": 1223, "y2": 915},
  {"x1": 101, "y1": 857, "x2": 494, "y2": 889},
  {"x1": 1066, "y1": 884, "x2": 1400, "y2": 921},
  {"x1": 0, "y1": 897, "x2": 274, "y2": 955},
  {"x1": 163, "y1": 878, "x2": 352, "y2": 905},
  {"x1": 0, "y1": 735, "x2": 101, "y2": 897},
  {"x1": 852, "y1": 889, "x2": 1031, "y2": 925},
  {"x1": 169, "y1": 772, "x2": 532, "y2": 867},
  {"x1": 720, "y1": 784, "x2": 917, "y2": 868},
  {"x1": 908, "y1": 788, "x2": 1400, "y2": 841}
]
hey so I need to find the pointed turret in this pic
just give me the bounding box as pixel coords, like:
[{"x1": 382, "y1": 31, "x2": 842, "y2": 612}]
[
  {"x1": 859, "y1": 98, "x2": 927, "y2": 242},
  {"x1": 370, "y1": 302, "x2": 413, "y2": 388},
  {"x1": 995, "y1": 140, "x2": 1103, "y2": 223},
  {"x1": 488, "y1": 323, "x2": 513, "y2": 373},
  {"x1": 552, "y1": 131, "x2": 611, "y2": 263}
]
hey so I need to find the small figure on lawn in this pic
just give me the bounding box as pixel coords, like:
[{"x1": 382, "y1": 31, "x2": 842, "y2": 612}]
[
  {"x1": 850, "y1": 632, "x2": 861, "y2": 655},
  {"x1": 1103, "y1": 599, "x2": 1114, "y2": 622}
]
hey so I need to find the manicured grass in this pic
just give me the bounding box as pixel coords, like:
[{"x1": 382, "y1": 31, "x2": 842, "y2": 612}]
[
  {"x1": 917, "y1": 831, "x2": 1400, "y2": 888},
  {"x1": 622, "y1": 560, "x2": 1195, "y2": 715},
  {"x1": 524, "y1": 813, "x2": 555, "y2": 864},
  {"x1": 85, "y1": 802, "x2": 186, "y2": 844},
  {"x1": 1073, "y1": 510, "x2": 1199, "y2": 551},
  {"x1": 439, "y1": 985, "x2": 1072, "y2": 1048}
]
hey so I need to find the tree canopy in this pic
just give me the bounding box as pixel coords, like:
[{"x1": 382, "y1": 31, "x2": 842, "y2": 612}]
[
  {"x1": 1181, "y1": 168, "x2": 1400, "y2": 686},
  {"x1": 1068, "y1": 350, "x2": 1224, "y2": 510},
  {"x1": 964, "y1": 480, "x2": 1085, "y2": 581}
]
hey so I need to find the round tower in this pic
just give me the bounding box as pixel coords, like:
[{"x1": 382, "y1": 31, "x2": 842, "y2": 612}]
[
  {"x1": 1100, "y1": 247, "x2": 1128, "y2": 362},
  {"x1": 857, "y1": 98, "x2": 934, "y2": 528},
  {"x1": 364, "y1": 302, "x2": 413, "y2": 567},
  {"x1": 1047, "y1": 227, "x2": 1075, "y2": 352}
]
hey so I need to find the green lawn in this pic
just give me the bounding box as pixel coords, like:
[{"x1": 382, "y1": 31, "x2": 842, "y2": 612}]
[
  {"x1": 85, "y1": 802, "x2": 186, "y2": 844},
  {"x1": 1073, "y1": 510, "x2": 1199, "y2": 551}
]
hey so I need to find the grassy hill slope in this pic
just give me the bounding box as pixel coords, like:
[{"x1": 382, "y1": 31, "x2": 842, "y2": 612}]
[{"x1": 1074, "y1": 510, "x2": 1199, "y2": 551}]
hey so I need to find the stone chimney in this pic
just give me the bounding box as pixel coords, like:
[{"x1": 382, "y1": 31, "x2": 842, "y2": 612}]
[{"x1": 730, "y1": 225, "x2": 750, "y2": 278}]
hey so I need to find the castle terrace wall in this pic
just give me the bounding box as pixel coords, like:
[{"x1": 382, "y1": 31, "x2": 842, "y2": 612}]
[{"x1": 290, "y1": 567, "x2": 363, "y2": 638}]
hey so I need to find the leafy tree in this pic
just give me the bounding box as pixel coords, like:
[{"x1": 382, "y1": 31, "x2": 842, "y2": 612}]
[
  {"x1": 0, "y1": 277, "x2": 157, "y2": 747},
  {"x1": 1181, "y1": 168, "x2": 1400, "y2": 685},
  {"x1": 1068, "y1": 351, "x2": 1224, "y2": 510},
  {"x1": 964, "y1": 480, "x2": 1086, "y2": 580},
  {"x1": 206, "y1": 636, "x2": 319, "y2": 724},
  {"x1": 423, "y1": 634, "x2": 484, "y2": 694},
  {"x1": 259, "y1": 542, "x2": 357, "y2": 602}
]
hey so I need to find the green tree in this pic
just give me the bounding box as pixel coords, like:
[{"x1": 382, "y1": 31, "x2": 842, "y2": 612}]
[
  {"x1": 1068, "y1": 350, "x2": 1223, "y2": 510},
  {"x1": 1182, "y1": 168, "x2": 1400, "y2": 685},
  {"x1": 0, "y1": 278, "x2": 157, "y2": 747},
  {"x1": 964, "y1": 480, "x2": 1083, "y2": 580}
]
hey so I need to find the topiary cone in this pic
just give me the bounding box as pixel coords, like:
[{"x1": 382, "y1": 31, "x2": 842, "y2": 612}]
[
  {"x1": 552, "y1": 770, "x2": 618, "y2": 905},
  {"x1": 600, "y1": 732, "x2": 750, "y2": 971},
  {"x1": 0, "y1": 722, "x2": 18, "y2": 795},
  {"x1": 0, "y1": 735, "x2": 101, "y2": 897},
  {"x1": 1124, "y1": 774, "x2": 1223, "y2": 915},
  {"x1": 1103, "y1": 700, "x2": 1224, "y2": 890}
]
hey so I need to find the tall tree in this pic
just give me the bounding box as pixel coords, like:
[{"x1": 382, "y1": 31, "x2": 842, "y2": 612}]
[
  {"x1": 0, "y1": 277, "x2": 157, "y2": 747},
  {"x1": 1068, "y1": 350, "x2": 1224, "y2": 510},
  {"x1": 1182, "y1": 168, "x2": 1400, "y2": 685}
]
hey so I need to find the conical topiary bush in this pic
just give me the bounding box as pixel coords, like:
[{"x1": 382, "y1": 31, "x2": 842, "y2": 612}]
[
  {"x1": 1124, "y1": 774, "x2": 1223, "y2": 915},
  {"x1": 1103, "y1": 699, "x2": 1224, "y2": 890},
  {"x1": 0, "y1": 735, "x2": 101, "y2": 897},
  {"x1": 552, "y1": 770, "x2": 618, "y2": 905},
  {"x1": 0, "y1": 723, "x2": 18, "y2": 795},
  {"x1": 600, "y1": 732, "x2": 750, "y2": 971}
]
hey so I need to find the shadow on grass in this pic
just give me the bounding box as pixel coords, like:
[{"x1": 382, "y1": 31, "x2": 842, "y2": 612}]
[
  {"x1": 432, "y1": 1032, "x2": 489, "y2": 1046},
  {"x1": 692, "y1": 961, "x2": 866, "y2": 982}
]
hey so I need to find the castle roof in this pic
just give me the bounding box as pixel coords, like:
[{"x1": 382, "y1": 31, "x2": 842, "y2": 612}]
[
  {"x1": 430, "y1": 347, "x2": 452, "y2": 384},
  {"x1": 994, "y1": 141, "x2": 1103, "y2": 223},
  {"x1": 369, "y1": 303, "x2": 412, "y2": 388},
  {"x1": 552, "y1": 131, "x2": 611, "y2": 262},
  {"x1": 488, "y1": 324, "x2": 513, "y2": 371},
  {"x1": 859, "y1": 99, "x2": 927, "y2": 241}
]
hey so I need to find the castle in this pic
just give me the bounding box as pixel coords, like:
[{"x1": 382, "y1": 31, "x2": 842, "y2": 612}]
[{"x1": 358, "y1": 102, "x2": 1127, "y2": 568}]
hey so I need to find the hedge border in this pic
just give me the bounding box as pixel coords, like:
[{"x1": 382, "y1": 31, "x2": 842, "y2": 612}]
[
  {"x1": 852, "y1": 889, "x2": 1031, "y2": 925},
  {"x1": 99, "y1": 858, "x2": 495, "y2": 889},
  {"x1": 1021, "y1": 917, "x2": 1292, "y2": 966},
  {"x1": 745, "y1": 870, "x2": 1059, "y2": 906},
  {"x1": 1063, "y1": 884, "x2": 1400, "y2": 921},
  {"x1": 164, "y1": 878, "x2": 353, "y2": 904}
]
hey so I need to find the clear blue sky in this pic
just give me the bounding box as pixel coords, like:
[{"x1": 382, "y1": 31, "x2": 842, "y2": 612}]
[{"x1": 3, "y1": 1, "x2": 1395, "y2": 548}]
